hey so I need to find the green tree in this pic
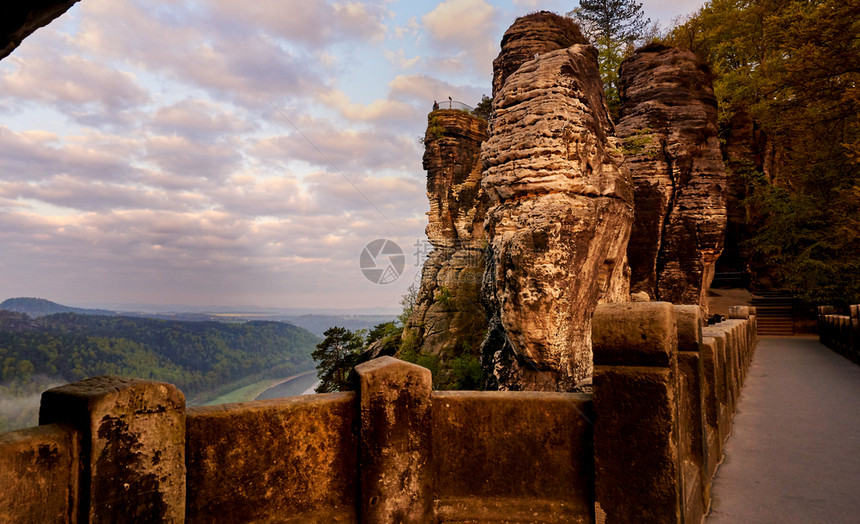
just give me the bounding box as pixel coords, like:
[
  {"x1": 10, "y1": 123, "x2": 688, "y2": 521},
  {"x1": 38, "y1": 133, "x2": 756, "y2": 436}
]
[
  {"x1": 473, "y1": 94, "x2": 492, "y2": 120},
  {"x1": 568, "y1": 0, "x2": 651, "y2": 118},
  {"x1": 665, "y1": 0, "x2": 860, "y2": 306},
  {"x1": 366, "y1": 321, "x2": 400, "y2": 346},
  {"x1": 312, "y1": 326, "x2": 364, "y2": 393},
  {"x1": 397, "y1": 283, "x2": 418, "y2": 327}
]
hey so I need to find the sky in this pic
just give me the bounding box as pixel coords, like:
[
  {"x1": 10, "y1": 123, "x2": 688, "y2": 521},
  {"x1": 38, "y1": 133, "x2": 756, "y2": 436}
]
[{"x1": 0, "y1": 0, "x2": 705, "y2": 312}]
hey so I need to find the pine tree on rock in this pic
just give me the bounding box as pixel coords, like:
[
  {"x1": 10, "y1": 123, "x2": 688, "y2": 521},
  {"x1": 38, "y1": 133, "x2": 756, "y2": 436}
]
[
  {"x1": 312, "y1": 326, "x2": 364, "y2": 393},
  {"x1": 567, "y1": 0, "x2": 650, "y2": 119}
]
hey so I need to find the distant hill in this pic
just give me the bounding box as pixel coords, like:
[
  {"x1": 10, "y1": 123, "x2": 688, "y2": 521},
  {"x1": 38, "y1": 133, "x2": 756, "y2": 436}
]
[
  {"x1": 0, "y1": 310, "x2": 320, "y2": 432},
  {"x1": 0, "y1": 297, "x2": 117, "y2": 317},
  {"x1": 143, "y1": 313, "x2": 398, "y2": 338}
]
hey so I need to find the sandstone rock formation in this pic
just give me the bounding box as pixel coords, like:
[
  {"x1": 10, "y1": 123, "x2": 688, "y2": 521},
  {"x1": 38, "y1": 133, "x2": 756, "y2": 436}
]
[
  {"x1": 481, "y1": 12, "x2": 634, "y2": 391},
  {"x1": 403, "y1": 110, "x2": 489, "y2": 385},
  {"x1": 491, "y1": 11, "x2": 588, "y2": 97},
  {"x1": 616, "y1": 44, "x2": 727, "y2": 314},
  {"x1": 1, "y1": 1, "x2": 81, "y2": 60}
]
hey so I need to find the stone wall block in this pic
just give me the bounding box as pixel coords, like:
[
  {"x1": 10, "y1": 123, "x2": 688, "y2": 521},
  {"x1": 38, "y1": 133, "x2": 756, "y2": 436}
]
[
  {"x1": 673, "y1": 305, "x2": 707, "y2": 521},
  {"x1": 39, "y1": 376, "x2": 186, "y2": 523},
  {"x1": 593, "y1": 302, "x2": 682, "y2": 523},
  {"x1": 674, "y1": 305, "x2": 703, "y2": 353},
  {"x1": 432, "y1": 391, "x2": 594, "y2": 522},
  {"x1": 185, "y1": 394, "x2": 359, "y2": 523},
  {"x1": 0, "y1": 424, "x2": 80, "y2": 523},
  {"x1": 728, "y1": 306, "x2": 749, "y2": 319},
  {"x1": 699, "y1": 337, "x2": 722, "y2": 479},
  {"x1": 593, "y1": 302, "x2": 678, "y2": 367},
  {"x1": 356, "y1": 357, "x2": 434, "y2": 523},
  {"x1": 818, "y1": 306, "x2": 839, "y2": 346},
  {"x1": 748, "y1": 307, "x2": 758, "y2": 344},
  {"x1": 851, "y1": 305, "x2": 860, "y2": 358},
  {"x1": 716, "y1": 323, "x2": 741, "y2": 403},
  {"x1": 702, "y1": 328, "x2": 731, "y2": 438}
]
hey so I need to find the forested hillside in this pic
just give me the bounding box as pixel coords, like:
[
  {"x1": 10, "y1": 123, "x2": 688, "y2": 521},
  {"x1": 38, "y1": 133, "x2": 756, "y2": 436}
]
[{"x1": 0, "y1": 311, "x2": 319, "y2": 431}]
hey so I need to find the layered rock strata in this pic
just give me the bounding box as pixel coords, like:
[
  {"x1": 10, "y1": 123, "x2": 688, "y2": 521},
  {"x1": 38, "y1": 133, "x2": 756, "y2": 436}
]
[
  {"x1": 481, "y1": 13, "x2": 634, "y2": 390},
  {"x1": 404, "y1": 110, "x2": 489, "y2": 385},
  {"x1": 617, "y1": 44, "x2": 727, "y2": 314},
  {"x1": 491, "y1": 11, "x2": 588, "y2": 97}
]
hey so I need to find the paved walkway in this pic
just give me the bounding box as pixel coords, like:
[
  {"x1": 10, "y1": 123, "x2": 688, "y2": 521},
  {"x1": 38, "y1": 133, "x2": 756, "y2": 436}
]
[{"x1": 707, "y1": 336, "x2": 860, "y2": 523}]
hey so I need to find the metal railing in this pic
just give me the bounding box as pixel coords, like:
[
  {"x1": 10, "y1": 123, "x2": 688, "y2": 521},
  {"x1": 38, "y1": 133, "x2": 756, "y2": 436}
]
[{"x1": 432, "y1": 99, "x2": 474, "y2": 112}]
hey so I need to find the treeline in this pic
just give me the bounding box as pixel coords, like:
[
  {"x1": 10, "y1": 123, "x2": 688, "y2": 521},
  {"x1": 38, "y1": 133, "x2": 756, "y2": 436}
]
[
  {"x1": 664, "y1": 0, "x2": 859, "y2": 306},
  {"x1": 0, "y1": 311, "x2": 318, "y2": 430}
]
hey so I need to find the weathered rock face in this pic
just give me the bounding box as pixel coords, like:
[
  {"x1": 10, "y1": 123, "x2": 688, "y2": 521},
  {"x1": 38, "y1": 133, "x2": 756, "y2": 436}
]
[
  {"x1": 481, "y1": 12, "x2": 634, "y2": 390},
  {"x1": 404, "y1": 110, "x2": 489, "y2": 385},
  {"x1": 491, "y1": 11, "x2": 588, "y2": 98},
  {"x1": 1, "y1": 1, "x2": 81, "y2": 60},
  {"x1": 617, "y1": 44, "x2": 727, "y2": 314}
]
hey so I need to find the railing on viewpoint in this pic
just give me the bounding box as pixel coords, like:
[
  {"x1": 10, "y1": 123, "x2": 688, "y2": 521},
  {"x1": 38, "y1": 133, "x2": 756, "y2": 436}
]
[
  {"x1": 433, "y1": 99, "x2": 474, "y2": 112},
  {"x1": 0, "y1": 302, "x2": 759, "y2": 523}
]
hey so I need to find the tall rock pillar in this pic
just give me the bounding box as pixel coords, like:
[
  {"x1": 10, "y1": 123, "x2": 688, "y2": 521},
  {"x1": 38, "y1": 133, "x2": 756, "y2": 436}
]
[
  {"x1": 617, "y1": 44, "x2": 727, "y2": 313},
  {"x1": 404, "y1": 109, "x2": 489, "y2": 386},
  {"x1": 481, "y1": 12, "x2": 634, "y2": 390}
]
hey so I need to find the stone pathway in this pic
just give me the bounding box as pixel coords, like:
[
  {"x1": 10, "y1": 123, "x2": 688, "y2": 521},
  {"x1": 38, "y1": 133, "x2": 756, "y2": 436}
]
[{"x1": 707, "y1": 336, "x2": 860, "y2": 523}]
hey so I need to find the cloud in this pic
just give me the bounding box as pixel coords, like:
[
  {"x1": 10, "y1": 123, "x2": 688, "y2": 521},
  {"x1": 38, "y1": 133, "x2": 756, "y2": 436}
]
[
  {"x1": 383, "y1": 48, "x2": 421, "y2": 70},
  {"x1": 421, "y1": 0, "x2": 500, "y2": 76},
  {"x1": 302, "y1": 171, "x2": 426, "y2": 221},
  {"x1": 316, "y1": 88, "x2": 418, "y2": 124},
  {"x1": 0, "y1": 175, "x2": 206, "y2": 214},
  {"x1": 75, "y1": 0, "x2": 322, "y2": 108},
  {"x1": 388, "y1": 74, "x2": 485, "y2": 106},
  {"x1": 392, "y1": 17, "x2": 420, "y2": 39},
  {"x1": 143, "y1": 135, "x2": 244, "y2": 182},
  {"x1": 0, "y1": 0, "x2": 449, "y2": 309},
  {"x1": 250, "y1": 117, "x2": 422, "y2": 173},
  {"x1": 0, "y1": 197, "x2": 425, "y2": 308},
  {"x1": 0, "y1": 126, "x2": 142, "y2": 182},
  {"x1": 0, "y1": 51, "x2": 151, "y2": 125},
  {"x1": 151, "y1": 99, "x2": 254, "y2": 140},
  {"x1": 207, "y1": 0, "x2": 390, "y2": 46}
]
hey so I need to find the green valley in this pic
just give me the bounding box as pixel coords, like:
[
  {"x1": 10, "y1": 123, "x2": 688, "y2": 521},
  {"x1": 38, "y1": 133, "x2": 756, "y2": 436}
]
[{"x1": 0, "y1": 310, "x2": 319, "y2": 431}]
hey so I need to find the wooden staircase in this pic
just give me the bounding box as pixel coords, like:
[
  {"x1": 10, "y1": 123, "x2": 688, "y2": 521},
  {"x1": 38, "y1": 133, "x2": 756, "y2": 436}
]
[{"x1": 751, "y1": 292, "x2": 795, "y2": 336}]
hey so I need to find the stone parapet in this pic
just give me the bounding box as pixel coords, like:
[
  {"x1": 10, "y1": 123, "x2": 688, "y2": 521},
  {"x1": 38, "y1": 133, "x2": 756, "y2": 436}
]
[
  {"x1": 185, "y1": 393, "x2": 358, "y2": 523},
  {"x1": 432, "y1": 390, "x2": 593, "y2": 522},
  {"x1": 593, "y1": 302, "x2": 755, "y2": 523},
  {"x1": 39, "y1": 376, "x2": 185, "y2": 523},
  {"x1": 0, "y1": 424, "x2": 79, "y2": 523},
  {"x1": 819, "y1": 305, "x2": 860, "y2": 364},
  {"x1": 1, "y1": 304, "x2": 758, "y2": 524},
  {"x1": 592, "y1": 302, "x2": 682, "y2": 523}
]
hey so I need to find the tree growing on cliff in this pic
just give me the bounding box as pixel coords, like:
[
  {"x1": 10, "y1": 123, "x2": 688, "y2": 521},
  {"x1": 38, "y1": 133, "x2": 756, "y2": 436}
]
[
  {"x1": 567, "y1": 0, "x2": 651, "y2": 118},
  {"x1": 312, "y1": 326, "x2": 364, "y2": 393},
  {"x1": 473, "y1": 94, "x2": 492, "y2": 121}
]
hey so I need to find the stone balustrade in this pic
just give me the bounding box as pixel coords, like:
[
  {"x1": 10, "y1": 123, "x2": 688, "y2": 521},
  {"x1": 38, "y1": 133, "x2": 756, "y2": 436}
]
[
  {"x1": 818, "y1": 305, "x2": 860, "y2": 364},
  {"x1": 0, "y1": 302, "x2": 757, "y2": 523}
]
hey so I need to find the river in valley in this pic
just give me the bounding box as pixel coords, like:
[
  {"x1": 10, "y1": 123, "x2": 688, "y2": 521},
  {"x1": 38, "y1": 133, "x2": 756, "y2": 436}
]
[{"x1": 256, "y1": 370, "x2": 320, "y2": 400}]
